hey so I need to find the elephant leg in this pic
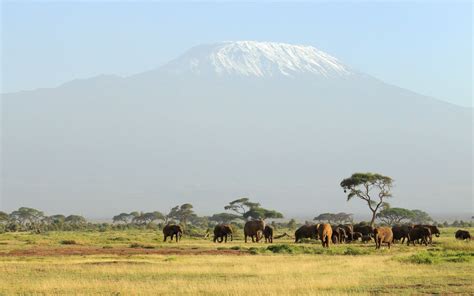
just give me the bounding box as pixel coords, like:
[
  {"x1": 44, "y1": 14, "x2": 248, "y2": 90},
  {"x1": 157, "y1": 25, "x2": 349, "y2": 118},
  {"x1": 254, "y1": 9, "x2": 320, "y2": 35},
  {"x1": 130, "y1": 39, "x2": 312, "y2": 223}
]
[
  {"x1": 245, "y1": 235, "x2": 248, "y2": 243},
  {"x1": 164, "y1": 235, "x2": 167, "y2": 242}
]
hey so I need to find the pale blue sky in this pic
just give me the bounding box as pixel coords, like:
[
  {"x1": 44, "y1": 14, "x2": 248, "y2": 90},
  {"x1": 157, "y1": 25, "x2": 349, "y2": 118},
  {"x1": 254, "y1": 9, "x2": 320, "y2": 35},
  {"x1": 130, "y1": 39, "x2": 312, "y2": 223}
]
[{"x1": 1, "y1": 1, "x2": 472, "y2": 107}]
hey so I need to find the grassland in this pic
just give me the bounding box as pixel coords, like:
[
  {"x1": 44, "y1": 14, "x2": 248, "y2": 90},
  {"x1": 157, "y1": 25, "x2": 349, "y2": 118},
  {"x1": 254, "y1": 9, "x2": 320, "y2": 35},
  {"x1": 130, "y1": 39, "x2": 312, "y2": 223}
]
[{"x1": 0, "y1": 227, "x2": 472, "y2": 295}]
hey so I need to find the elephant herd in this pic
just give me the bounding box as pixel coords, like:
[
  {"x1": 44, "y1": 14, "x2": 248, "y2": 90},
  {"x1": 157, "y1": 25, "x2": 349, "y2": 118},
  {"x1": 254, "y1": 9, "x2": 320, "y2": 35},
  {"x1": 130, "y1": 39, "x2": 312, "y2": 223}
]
[{"x1": 162, "y1": 221, "x2": 471, "y2": 248}]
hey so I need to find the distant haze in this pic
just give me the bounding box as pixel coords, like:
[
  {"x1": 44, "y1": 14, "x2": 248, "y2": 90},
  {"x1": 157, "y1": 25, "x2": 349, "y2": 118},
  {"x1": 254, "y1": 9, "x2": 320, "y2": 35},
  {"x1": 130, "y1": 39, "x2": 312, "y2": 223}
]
[{"x1": 2, "y1": 41, "x2": 472, "y2": 220}]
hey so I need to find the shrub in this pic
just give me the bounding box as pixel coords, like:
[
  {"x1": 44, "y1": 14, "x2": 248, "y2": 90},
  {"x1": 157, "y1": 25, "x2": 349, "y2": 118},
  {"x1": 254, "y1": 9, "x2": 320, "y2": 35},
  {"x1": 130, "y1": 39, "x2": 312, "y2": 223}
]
[
  {"x1": 60, "y1": 240, "x2": 77, "y2": 245},
  {"x1": 267, "y1": 244, "x2": 297, "y2": 254}
]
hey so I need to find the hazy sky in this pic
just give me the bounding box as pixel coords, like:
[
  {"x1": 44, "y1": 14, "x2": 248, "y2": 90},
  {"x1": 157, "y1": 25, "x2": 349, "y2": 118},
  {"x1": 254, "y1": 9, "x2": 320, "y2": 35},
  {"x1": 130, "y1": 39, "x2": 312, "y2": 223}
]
[{"x1": 1, "y1": 1, "x2": 472, "y2": 107}]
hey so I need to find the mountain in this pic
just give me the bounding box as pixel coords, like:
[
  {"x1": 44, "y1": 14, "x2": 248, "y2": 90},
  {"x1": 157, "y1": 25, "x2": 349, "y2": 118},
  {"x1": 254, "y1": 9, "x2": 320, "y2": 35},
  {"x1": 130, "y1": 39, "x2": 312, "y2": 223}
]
[
  {"x1": 159, "y1": 41, "x2": 353, "y2": 78},
  {"x1": 2, "y1": 41, "x2": 472, "y2": 218}
]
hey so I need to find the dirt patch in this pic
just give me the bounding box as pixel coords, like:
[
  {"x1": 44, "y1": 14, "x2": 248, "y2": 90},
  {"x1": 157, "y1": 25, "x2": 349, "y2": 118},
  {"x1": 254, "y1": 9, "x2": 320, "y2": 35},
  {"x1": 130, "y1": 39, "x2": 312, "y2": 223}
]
[{"x1": 0, "y1": 246, "x2": 247, "y2": 257}]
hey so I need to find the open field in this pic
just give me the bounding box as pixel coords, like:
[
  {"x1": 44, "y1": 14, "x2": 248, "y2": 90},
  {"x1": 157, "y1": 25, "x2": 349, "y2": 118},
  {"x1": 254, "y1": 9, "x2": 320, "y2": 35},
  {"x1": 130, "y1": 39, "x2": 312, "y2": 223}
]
[{"x1": 0, "y1": 227, "x2": 472, "y2": 295}]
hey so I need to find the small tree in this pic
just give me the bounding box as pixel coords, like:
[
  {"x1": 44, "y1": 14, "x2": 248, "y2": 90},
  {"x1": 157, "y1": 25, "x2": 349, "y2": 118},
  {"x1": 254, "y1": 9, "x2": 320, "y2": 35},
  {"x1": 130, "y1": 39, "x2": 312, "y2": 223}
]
[
  {"x1": 287, "y1": 218, "x2": 297, "y2": 230},
  {"x1": 340, "y1": 172, "x2": 393, "y2": 227}
]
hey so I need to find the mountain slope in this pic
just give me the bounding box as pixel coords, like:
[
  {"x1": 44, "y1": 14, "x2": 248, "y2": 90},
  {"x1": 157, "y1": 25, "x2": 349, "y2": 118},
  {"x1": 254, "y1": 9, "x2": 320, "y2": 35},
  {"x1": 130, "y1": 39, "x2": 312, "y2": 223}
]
[{"x1": 2, "y1": 41, "x2": 472, "y2": 218}]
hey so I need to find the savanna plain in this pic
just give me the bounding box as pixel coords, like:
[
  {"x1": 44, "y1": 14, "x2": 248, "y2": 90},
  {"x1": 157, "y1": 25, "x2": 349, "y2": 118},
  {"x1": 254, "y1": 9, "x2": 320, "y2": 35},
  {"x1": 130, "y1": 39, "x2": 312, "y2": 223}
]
[{"x1": 0, "y1": 227, "x2": 473, "y2": 295}]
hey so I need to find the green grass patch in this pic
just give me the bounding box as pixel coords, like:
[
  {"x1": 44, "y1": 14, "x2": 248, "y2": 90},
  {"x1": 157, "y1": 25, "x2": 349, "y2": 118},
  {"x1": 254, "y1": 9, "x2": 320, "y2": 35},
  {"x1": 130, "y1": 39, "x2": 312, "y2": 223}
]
[{"x1": 400, "y1": 250, "x2": 473, "y2": 265}]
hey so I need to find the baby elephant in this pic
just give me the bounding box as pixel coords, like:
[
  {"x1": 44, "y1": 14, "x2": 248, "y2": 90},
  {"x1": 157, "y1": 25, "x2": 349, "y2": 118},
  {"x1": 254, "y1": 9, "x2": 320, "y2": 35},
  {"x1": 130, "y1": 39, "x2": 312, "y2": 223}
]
[{"x1": 263, "y1": 225, "x2": 274, "y2": 243}]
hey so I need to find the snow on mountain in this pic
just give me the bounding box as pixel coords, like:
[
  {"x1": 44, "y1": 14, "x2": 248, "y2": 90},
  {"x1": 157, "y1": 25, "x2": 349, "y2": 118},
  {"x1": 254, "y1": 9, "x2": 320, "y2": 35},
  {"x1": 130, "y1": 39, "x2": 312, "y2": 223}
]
[{"x1": 161, "y1": 41, "x2": 354, "y2": 78}]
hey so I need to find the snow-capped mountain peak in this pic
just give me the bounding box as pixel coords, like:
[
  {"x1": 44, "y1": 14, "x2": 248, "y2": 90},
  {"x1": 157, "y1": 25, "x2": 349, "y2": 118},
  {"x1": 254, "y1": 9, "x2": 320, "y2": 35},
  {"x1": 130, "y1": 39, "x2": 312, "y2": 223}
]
[{"x1": 162, "y1": 41, "x2": 354, "y2": 78}]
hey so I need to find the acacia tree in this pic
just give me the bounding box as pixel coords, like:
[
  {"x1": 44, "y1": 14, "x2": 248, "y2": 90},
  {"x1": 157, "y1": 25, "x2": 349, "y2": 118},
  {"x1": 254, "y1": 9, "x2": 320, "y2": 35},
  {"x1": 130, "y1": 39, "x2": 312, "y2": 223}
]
[
  {"x1": 132, "y1": 211, "x2": 165, "y2": 225},
  {"x1": 0, "y1": 211, "x2": 9, "y2": 224},
  {"x1": 410, "y1": 209, "x2": 433, "y2": 224},
  {"x1": 224, "y1": 198, "x2": 283, "y2": 220},
  {"x1": 314, "y1": 212, "x2": 353, "y2": 224},
  {"x1": 113, "y1": 213, "x2": 134, "y2": 224},
  {"x1": 9, "y1": 207, "x2": 44, "y2": 230},
  {"x1": 224, "y1": 198, "x2": 260, "y2": 218},
  {"x1": 243, "y1": 208, "x2": 283, "y2": 220},
  {"x1": 209, "y1": 213, "x2": 243, "y2": 224},
  {"x1": 167, "y1": 204, "x2": 196, "y2": 227},
  {"x1": 376, "y1": 207, "x2": 414, "y2": 225},
  {"x1": 340, "y1": 172, "x2": 393, "y2": 227},
  {"x1": 314, "y1": 213, "x2": 336, "y2": 223}
]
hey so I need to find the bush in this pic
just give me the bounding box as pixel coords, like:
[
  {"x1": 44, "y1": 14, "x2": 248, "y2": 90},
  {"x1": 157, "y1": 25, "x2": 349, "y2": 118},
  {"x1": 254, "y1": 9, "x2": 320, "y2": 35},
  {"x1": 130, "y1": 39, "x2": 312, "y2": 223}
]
[
  {"x1": 60, "y1": 240, "x2": 77, "y2": 245},
  {"x1": 267, "y1": 244, "x2": 297, "y2": 254}
]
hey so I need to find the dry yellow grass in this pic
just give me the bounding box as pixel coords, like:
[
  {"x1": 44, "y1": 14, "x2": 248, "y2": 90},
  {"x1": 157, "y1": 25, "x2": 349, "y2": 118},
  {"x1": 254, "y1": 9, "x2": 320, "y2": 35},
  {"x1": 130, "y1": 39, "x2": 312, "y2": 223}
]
[
  {"x1": 0, "y1": 228, "x2": 472, "y2": 295},
  {"x1": 0, "y1": 253, "x2": 473, "y2": 295}
]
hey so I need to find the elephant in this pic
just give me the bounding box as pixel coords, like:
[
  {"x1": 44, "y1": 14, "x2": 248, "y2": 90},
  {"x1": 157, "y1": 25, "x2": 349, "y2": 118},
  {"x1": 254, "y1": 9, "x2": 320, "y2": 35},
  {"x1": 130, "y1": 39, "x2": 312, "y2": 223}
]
[
  {"x1": 455, "y1": 230, "x2": 471, "y2": 241},
  {"x1": 294, "y1": 224, "x2": 319, "y2": 243},
  {"x1": 332, "y1": 226, "x2": 347, "y2": 244},
  {"x1": 374, "y1": 227, "x2": 393, "y2": 249},
  {"x1": 263, "y1": 225, "x2": 274, "y2": 243},
  {"x1": 407, "y1": 227, "x2": 431, "y2": 246},
  {"x1": 414, "y1": 225, "x2": 440, "y2": 243},
  {"x1": 392, "y1": 225, "x2": 412, "y2": 243},
  {"x1": 213, "y1": 224, "x2": 233, "y2": 243},
  {"x1": 163, "y1": 224, "x2": 183, "y2": 242},
  {"x1": 338, "y1": 224, "x2": 353, "y2": 241},
  {"x1": 354, "y1": 225, "x2": 374, "y2": 237},
  {"x1": 361, "y1": 235, "x2": 372, "y2": 243},
  {"x1": 318, "y1": 223, "x2": 332, "y2": 248},
  {"x1": 331, "y1": 226, "x2": 345, "y2": 244},
  {"x1": 244, "y1": 219, "x2": 265, "y2": 243},
  {"x1": 351, "y1": 232, "x2": 363, "y2": 241}
]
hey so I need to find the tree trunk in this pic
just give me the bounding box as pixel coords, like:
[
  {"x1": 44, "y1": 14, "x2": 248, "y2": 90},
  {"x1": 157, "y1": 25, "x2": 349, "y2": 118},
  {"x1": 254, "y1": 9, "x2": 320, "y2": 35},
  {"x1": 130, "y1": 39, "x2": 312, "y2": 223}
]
[{"x1": 370, "y1": 211, "x2": 376, "y2": 228}]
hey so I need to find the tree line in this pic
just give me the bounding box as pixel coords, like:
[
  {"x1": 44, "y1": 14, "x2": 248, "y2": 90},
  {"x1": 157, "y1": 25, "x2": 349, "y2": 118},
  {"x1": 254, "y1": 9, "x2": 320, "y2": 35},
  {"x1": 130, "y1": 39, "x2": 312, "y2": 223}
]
[{"x1": 1, "y1": 172, "x2": 471, "y2": 233}]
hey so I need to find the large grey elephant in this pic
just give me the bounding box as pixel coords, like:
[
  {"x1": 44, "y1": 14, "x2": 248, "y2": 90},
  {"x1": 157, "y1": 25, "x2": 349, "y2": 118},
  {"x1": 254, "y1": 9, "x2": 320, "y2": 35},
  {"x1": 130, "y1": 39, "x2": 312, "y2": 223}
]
[
  {"x1": 244, "y1": 219, "x2": 265, "y2": 243},
  {"x1": 294, "y1": 224, "x2": 318, "y2": 243}
]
